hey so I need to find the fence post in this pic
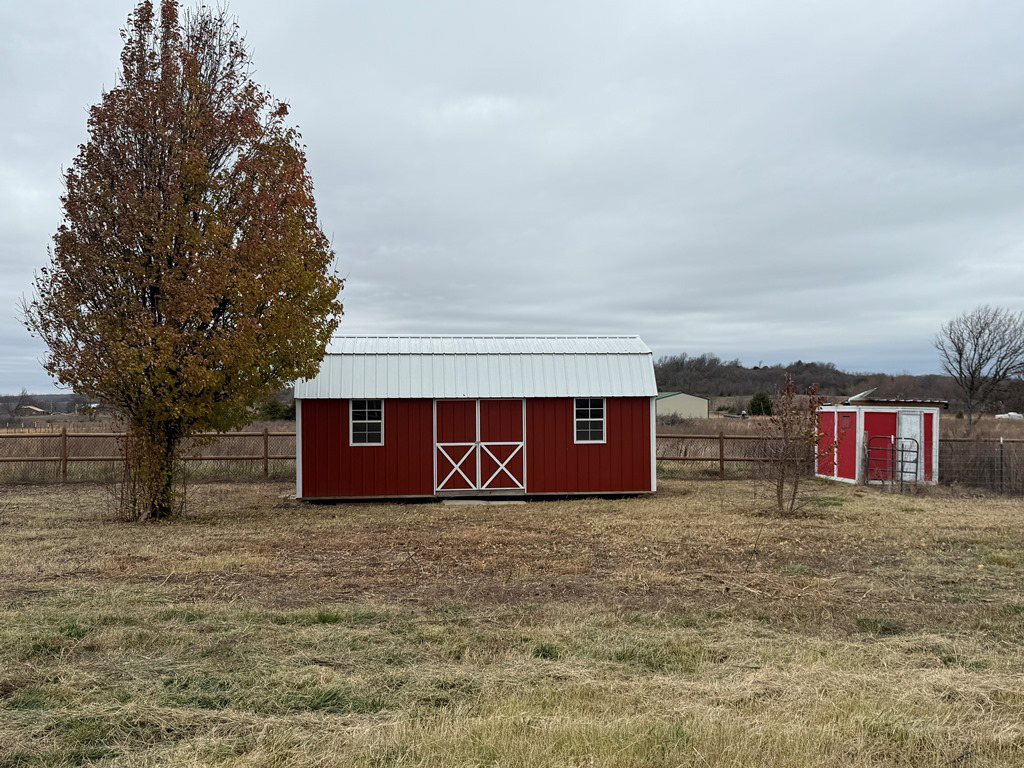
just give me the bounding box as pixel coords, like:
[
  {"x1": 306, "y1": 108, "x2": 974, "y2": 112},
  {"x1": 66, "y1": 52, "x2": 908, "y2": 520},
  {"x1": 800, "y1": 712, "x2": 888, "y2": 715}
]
[
  {"x1": 1000, "y1": 437, "x2": 1004, "y2": 494},
  {"x1": 263, "y1": 427, "x2": 270, "y2": 479},
  {"x1": 60, "y1": 427, "x2": 68, "y2": 483},
  {"x1": 719, "y1": 432, "x2": 725, "y2": 479}
]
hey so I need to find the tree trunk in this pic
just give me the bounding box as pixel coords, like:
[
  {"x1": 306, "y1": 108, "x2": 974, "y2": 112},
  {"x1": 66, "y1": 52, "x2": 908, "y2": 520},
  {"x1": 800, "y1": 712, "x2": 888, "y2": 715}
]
[
  {"x1": 122, "y1": 420, "x2": 182, "y2": 521},
  {"x1": 788, "y1": 462, "x2": 800, "y2": 514},
  {"x1": 148, "y1": 432, "x2": 179, "y2": 520},
  {"x1": 776, "y1": 467, "x2": 786, "y2": 515}
]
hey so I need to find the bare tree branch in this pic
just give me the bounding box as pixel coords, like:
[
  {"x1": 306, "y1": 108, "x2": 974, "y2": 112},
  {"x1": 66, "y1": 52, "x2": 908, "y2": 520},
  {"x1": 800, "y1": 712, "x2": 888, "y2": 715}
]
[{"x1": 935, "y1": 306, "x2": 1024, "y2": 425}]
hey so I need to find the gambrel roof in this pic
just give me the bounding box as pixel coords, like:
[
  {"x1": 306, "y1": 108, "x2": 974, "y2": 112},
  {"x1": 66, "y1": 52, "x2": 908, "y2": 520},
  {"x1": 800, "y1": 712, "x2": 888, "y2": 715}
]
[{"x1": 294, "y1": 335, "x2": 657, "y2": 399}]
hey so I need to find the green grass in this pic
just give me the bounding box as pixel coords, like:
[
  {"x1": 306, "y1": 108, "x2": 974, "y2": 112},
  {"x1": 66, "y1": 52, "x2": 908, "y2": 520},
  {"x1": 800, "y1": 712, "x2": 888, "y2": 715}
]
[
  {"x1": 854, "y1": 617, "x2": 903, "y2": 636},
  {"x1": 531, "y1": 642, "x2": 561, "y2": 660},
  {"x1": 984, "y1": 550, "x2": 1023, "y2": 569},
  {"x1": 269, "y1": 606, "x2": 399, "y2": 626},
  {"x1": 781, "y1": 563, "x2": 816, "y2": 577},
  {"x1": 3, "y1": 592, "x2": 1023, "y2": 766}
]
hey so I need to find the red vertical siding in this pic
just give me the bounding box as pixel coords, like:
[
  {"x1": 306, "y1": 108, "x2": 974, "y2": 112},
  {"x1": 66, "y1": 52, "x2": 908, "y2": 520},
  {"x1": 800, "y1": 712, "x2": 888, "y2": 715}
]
[
  {"x1": 436, "y1": 400, "x2": 476, "y2": 443},
  {"x1": 864, "y1": 411, "x2": 898, "y2": 442},
  {"x1": 864, "y1": 411, "x2": 898, "y2": 482},
  {"x1": 479, "y1": 400, "x2": 513, "y2": 441},
  {"x1": 836, "y1": 411, "x2": 857, "y2": 481},
  {"x1": 817, "y1": 411, "x2": 835, "y2": 477},
  {"x1": 302, "y1": 396, "x2": 652, "y2": 498},
  {"x1": 479, "y1": 400, "x2": 525, "y2": 490},
  {"x1": 435, "y1": 400, "x2": 477, "y2": 491},
  {"x1": 301, "y1": 400, "x2": 346, "y2": 499},
  {"x1": 525, "y1": 397, "x2": 651, "y2": 493},
  {"x1": 300, "y1": 399, "x2": 433, "y2": 498}
]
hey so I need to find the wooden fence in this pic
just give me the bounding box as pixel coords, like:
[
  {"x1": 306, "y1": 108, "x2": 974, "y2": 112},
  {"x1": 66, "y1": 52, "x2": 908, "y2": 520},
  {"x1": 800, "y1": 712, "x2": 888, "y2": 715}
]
[
  {"x1": 0, "y1": 429, "x2": 296, "y2": 484},
  {"x1": 656, "y1": 433, "x2": 770, "y2": 478},
  {"x1": 1, "y1": 430, "x2": 1022, "y2": 494},
  {"x1": 655, "y1": 432, "x2": 795, "y2": 481},
  {"x1": 0, "y1": 430, "x2": 771, "y2": 484}
]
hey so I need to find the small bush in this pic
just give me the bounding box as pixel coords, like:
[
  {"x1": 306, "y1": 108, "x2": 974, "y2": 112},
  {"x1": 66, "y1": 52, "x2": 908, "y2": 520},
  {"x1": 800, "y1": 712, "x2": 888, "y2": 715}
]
[
  {"x1": 255, "y1": 398, "x2": 295, "y2": 421},
  {"x1": 748, "y1": 392, "x2": 772, "y2": 416}
]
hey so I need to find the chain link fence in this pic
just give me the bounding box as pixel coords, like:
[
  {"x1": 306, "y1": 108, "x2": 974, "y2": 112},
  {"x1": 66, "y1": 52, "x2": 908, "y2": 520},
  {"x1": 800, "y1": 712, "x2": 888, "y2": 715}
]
[
  {"x1": 656, "y1": 434, "x2": 772, "y2": 480},
  {"x1": 0, "y1": 429, "x2": 295, "y2": 484}
]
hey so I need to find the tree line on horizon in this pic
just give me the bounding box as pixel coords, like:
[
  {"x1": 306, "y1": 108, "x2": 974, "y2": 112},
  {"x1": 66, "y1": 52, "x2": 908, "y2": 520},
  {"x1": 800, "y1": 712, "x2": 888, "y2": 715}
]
[{"x1": 654, "y1": 352, "x2": 1024, "y2": 415}]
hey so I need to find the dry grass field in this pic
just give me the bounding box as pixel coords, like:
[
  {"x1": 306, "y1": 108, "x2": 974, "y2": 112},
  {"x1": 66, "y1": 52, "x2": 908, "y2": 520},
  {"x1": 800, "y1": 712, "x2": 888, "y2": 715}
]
[{"x1": 1, "y1": 479, "x2": 1023, "y2": 766}]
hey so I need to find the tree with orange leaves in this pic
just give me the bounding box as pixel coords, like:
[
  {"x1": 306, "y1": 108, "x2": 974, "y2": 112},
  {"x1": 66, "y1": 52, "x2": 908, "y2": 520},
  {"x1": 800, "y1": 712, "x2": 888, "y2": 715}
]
[{"x1": 25, "y1": 1, "x2": 342, "y2": 519}]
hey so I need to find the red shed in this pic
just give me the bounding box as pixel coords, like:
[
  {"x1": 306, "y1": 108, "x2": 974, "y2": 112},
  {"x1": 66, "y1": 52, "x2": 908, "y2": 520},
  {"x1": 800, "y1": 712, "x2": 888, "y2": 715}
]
[
  {"x1": 816, "y1": 389, "x2": 945, "y2": 485},
  {"x1": 293, "y1": 336, "x2": 658, "y2": 500}
]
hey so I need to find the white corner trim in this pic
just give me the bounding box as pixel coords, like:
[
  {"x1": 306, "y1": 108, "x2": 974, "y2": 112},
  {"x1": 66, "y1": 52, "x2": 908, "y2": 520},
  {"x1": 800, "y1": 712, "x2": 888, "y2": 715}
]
[
  {"x1": 295, "y1": 399, "x2": 303, "y2": 499},
  {"x1": 650, "y1": 396, "x2": 657, "y2": 492}
]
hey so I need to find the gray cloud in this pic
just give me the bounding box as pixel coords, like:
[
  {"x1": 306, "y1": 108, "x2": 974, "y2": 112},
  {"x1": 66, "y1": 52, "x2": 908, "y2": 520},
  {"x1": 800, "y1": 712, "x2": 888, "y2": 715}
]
[{"x1": 3, "y1": 0, "x2": 1024, "y2": 392}]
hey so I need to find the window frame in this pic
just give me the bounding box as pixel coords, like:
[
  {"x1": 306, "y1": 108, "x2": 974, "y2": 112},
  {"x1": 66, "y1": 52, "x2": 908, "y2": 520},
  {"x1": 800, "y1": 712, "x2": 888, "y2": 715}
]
[
  {"x1": 573, "y1": 397, "x2": 607, "y2": 445},
  {"x1": 349, "y1": 399, "x2": 384, "y2": 447}
]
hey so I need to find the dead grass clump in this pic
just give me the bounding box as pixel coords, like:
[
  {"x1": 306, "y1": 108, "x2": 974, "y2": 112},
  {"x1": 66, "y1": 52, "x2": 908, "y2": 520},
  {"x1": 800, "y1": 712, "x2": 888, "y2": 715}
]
[
  {"x1": 2, "y1": 592, "x2": 1024, "y2": 766},
  {"x1": 854, "y1": 617, "x2": 903, "y2": 637},
  {"x1": 3, "y1": 480, "x2": 1024, "y2": 765}
]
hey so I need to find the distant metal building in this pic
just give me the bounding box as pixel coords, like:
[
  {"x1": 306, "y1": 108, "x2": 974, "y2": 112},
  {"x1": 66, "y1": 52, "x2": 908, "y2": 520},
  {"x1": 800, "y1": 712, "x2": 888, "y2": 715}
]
[
  {"x1": 816, "y1": 390, "x2": 946, "y2": 485},
  {"x1": 294, "y1": 336, "x2": 658, "y2": 499},
  {"x1": 656, "y1": 391, "x2": 709, "y2": 419}
]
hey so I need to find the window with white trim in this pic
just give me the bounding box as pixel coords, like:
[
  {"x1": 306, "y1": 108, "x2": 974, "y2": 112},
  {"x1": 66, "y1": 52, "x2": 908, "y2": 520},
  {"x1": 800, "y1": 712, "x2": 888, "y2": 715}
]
[
  {"x1": 574, "y1": 398, "x2": 605, "y2": 443},
  {"x1": 350, "y1": 399, "x2": 383, "y2": 445}
]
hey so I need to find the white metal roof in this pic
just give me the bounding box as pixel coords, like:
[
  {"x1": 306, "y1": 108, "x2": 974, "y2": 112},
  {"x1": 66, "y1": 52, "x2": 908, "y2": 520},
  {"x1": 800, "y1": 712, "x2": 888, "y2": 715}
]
[{"x1": 294, "y1": 335, "x2": 658, "y2": 399}]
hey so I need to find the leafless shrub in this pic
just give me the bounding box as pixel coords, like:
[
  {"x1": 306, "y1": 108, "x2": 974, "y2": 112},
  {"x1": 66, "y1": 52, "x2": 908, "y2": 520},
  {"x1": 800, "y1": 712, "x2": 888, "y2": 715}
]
[{"x1": 752, "y1": 376, "x2": 828, "y2": 516}]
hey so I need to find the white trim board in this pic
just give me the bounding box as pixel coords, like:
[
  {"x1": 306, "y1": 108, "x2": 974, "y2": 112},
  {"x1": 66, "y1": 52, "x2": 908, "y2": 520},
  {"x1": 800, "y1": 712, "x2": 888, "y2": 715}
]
[{"x1": 295, "y1": 399, "x2": 303, "y2": 499}]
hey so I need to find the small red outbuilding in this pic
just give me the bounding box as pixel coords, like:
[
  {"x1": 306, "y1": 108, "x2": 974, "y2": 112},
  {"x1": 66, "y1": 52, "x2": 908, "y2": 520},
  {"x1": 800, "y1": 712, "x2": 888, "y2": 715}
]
[
  {"x1": 293, "y1": 335, "x2": 658, "y2": 500},
  {"x1": 816, "y1": 389, "x2": 945, "y2": 485}
]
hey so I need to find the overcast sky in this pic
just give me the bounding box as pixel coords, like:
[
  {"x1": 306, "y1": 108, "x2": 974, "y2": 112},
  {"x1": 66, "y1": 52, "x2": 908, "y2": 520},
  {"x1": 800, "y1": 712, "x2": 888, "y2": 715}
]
[{"x1": 3, "y1": 1, "x2": 1024, "y2": 393}]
